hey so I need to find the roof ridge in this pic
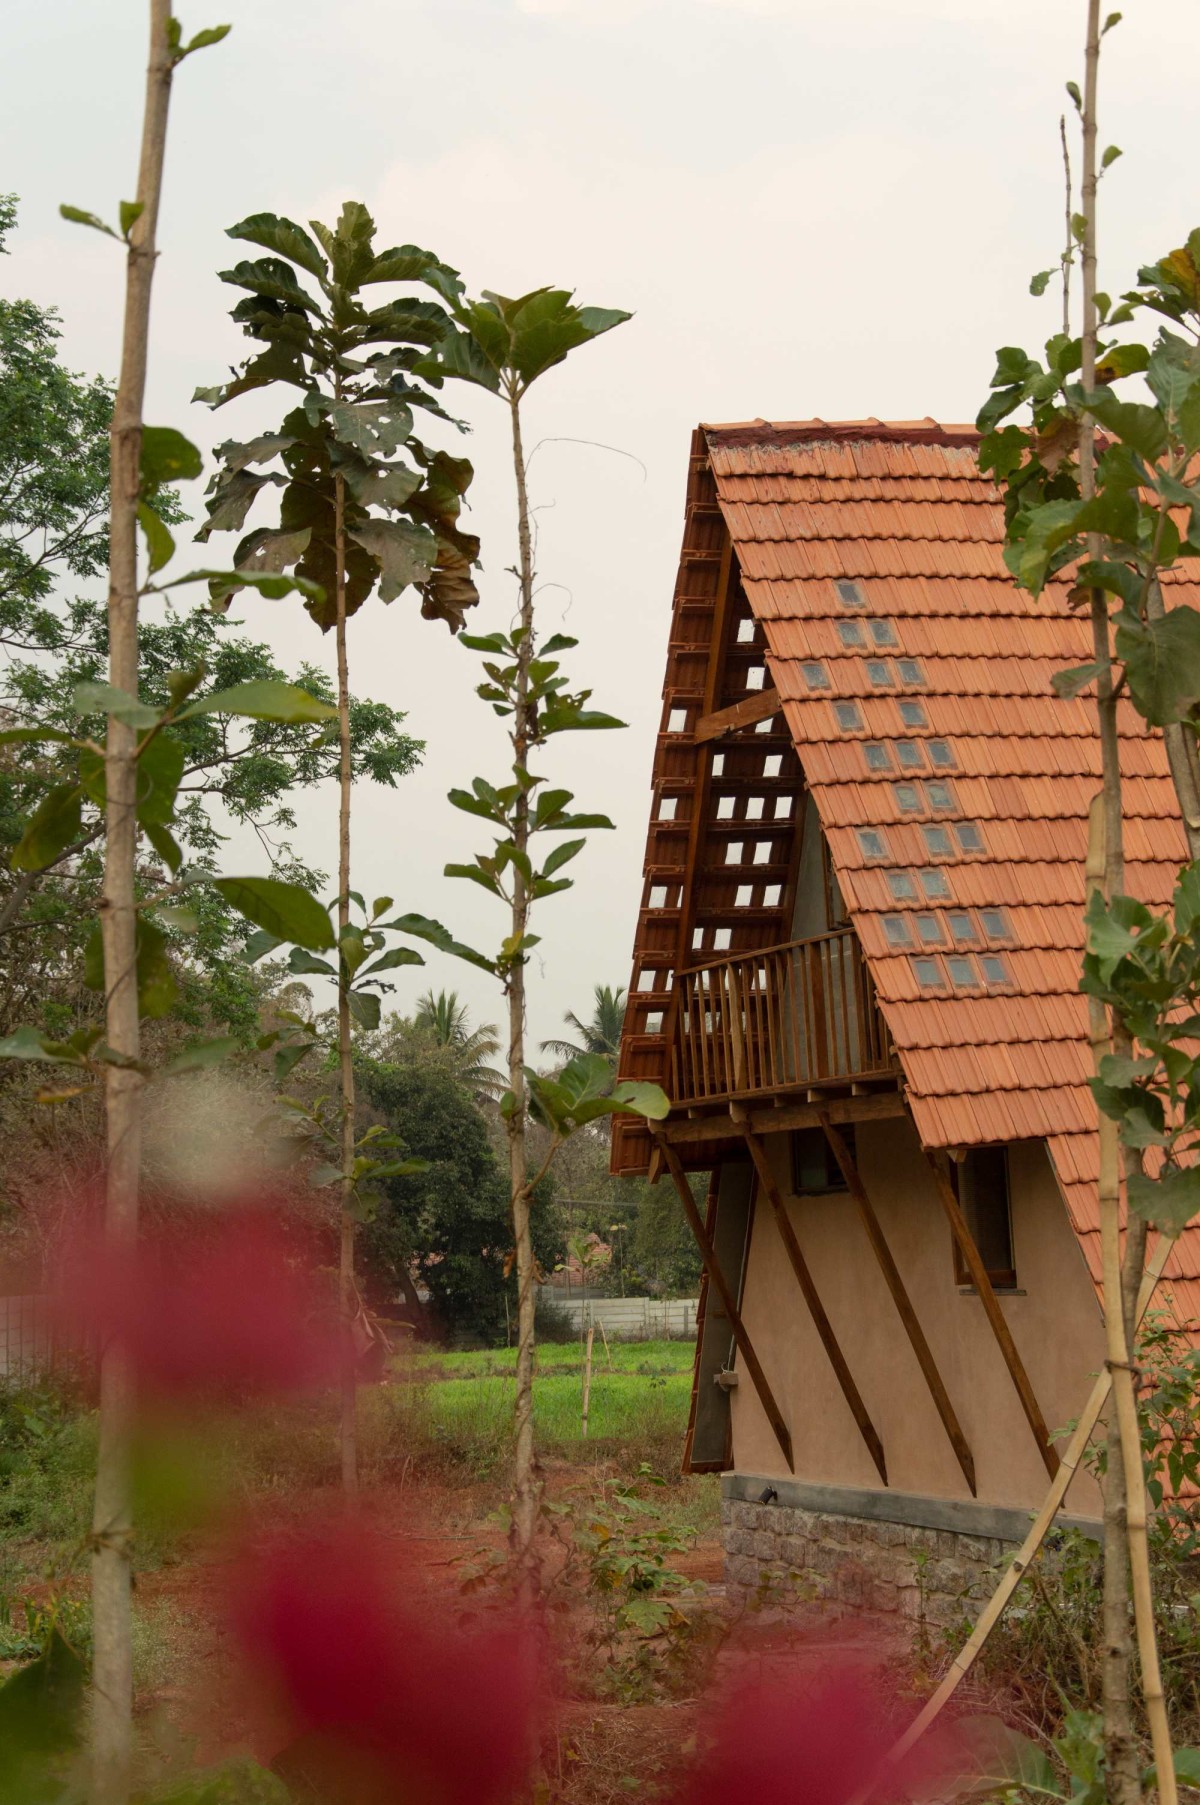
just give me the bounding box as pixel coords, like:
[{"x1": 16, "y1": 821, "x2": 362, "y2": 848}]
[{"x1": 702, "y1": 417, "x2": 980, "y2": 448}]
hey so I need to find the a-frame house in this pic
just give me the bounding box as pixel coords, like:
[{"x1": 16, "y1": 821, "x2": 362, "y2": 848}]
[{"x1": 612, "y1": 417, "x2": 1200, "y2": 1619}]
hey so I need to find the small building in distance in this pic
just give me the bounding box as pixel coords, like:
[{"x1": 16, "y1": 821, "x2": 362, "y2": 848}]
[{"x1": 611, "y1": 417, "x2": 1200, "y2": 1620}]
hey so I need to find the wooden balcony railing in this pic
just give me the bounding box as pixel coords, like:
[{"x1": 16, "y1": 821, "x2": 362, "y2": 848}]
[{"x1": 670, "y1": 928, "x2": 895, "y2": 1106}]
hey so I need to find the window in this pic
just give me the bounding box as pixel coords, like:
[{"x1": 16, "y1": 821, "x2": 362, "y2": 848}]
[
  {"x1": 737, "y1": 617, "x2": 757, "y2": 643},
  {"x1": 948, "y1": 910, "x2": 977, "y2": 942},
  {"x1": 919, "y1": 869, "x2": 952, "y2": 900},
  {"x1": 946, "y1": 954, "x2": 980, "y2": 986},
  {"x1": 713, "y1": 927, "x2": 732, "y2": 950},
  {"x1": 725, "y1": 841, "x2": 744, "y2": 865},
  {"x1": 755, "y1": 716, "x2": 776, "y2": 733},
  {"x1": 644, "y1": 1010, "x2": 664, "y2": 1034},
  {"x1": 834, "y1": 701, "x2": 863, "y2": 731},
  {"x1": 899, "y1": 700, "x2": 927, "y2": 728},
  {"x1": 649, "y1": 885, "x2": 670, "y2": 908},
  {"x1": 746, "y1": 666, "x2": 766, "y2": 690},
  {"x1": 926, "y1": 780, "x2": 956, "y2": 811},
  {"x1": 774, "y1": 796, "x2": 792, "y2": 818},
  {"x1": 955, "y1": 822, "x2": 985, "y2": 853},
  {"x1": 752, "y1": 841, "x2": 772, "y2": 865},
  {"x1": 922, "y1": 824, "x2": 953, "y2": 856},
  {"x1": 869, "y1": 618, "x2": 897, "y2": 646},
  {"x1": 667, "y1": 706, "x2": 689, "y2": 732},
  {"x1": 912, "y1": 956, "x2": 945, "y2": 988},
  {"x1": 981, "y1": 954, "x2": 1010, "y2": 985},
  {"x1": 928, "y1": 740, "x2": 955, "y2": 768},
  {"x1": 802, "y1": 662, "x2": 831, "y2": 690},
  {"x1": 659, "y1": 797, "x2": 678, "y2": 820},
  {"x1": 636, "y1": 969, "x2": 657, "y2": 992},
  {"x1": 735, "y1": 884, "x2": 753, "y2": 906},
  {"x1": 895, "y1": 741, "x2": 923, "y2": 769},
  {"x1": 897, "y1": 658, "x2": 925, "y2": 686},
  {"x1": 888, "y1": 870, "x2": 917, "y2": 900},
  {"x1": 916, "y1": 913, "x2": 943, "y2": 943},
  {"x1": 867, "y1": 660, "x2": 894, "y2": 687},
  {"x1": 882, "y1": 914, "x2": 912, "y2": 945},
  {"x1": 712, "y1": 752, "x2": 725, "y2": 776},
  {"x1": 792, "y1": 1124, "x2": 855, "y2": 1193},
  {"x1": 835, "y1": 579, "x2": 866, "y2": 608},
  {"x1": 857, "y1": 829, "x2": 888, "y2": 859},
  {"x1": 864, "y1": 742, "x2": 892, "y2": 770},
  {"x1": 980, "y1": 908, "x2": 1010, "y2": 939},
  {"x1": 763, "y1": 883, "x2": 782, "y2": 906},
  {"x1": 763, "y1": 753, "x2": 782, "y2": 777},
  {"x1": 838, "y1": 619, "x2": 866, "y2": 647},
  {"x1": 716, "y1": 795, "x2": 734, "y2": 819},
  {"x1": 745, "y1": 796, "x2": 764, "y2": 820},
  {"x1": 952, "y1": 1147, "x2": 1016, "y2": 1289},
  {"x1": 895, "y1": 783, "x2": 922, "y2": 813}
]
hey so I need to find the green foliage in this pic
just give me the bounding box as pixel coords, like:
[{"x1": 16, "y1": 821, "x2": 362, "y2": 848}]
[
  {"x1": 195, "y1": 202, "x2": 480, "y2": 633},
  {"x1": 424, "y1": 285, "x2": 630, "y2": 399},
  {"x1": 540, "y1": 983, "x2": 627, "y2": 1064}
]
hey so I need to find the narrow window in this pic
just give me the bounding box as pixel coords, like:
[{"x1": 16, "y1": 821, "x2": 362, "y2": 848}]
[
  {"x1": 928, "y1": 740, "x2": 955, "y2": 768},
  {"x1": 745, "y1": 796, "x2": 765, "y2": 820},
  {"x1": 912, "y1": 956, "x2": 945, "y2": 988},
  {"x1": 946, "y1": 954, "x2": 980, "y2": 986},
  {"x1": 919, "y1": 869, "x2": 951, "y2": 900},
  {"x1": 712, "y1": 752, "x2": 725, "y2": 776},
  {"x1": 737, "y1": 617, "x2": 757, "y2": 643},
  {"x1": 864, "y1": 743, "x2": 892, "y2": 771},
  {"x1": 955, "y1": 822, "x2": 985, "y2": 853},
  {"x1": 774, "y1": 796, "x2": 792, "y2": 818},
  {"x1": 735, "y1": 884, "x2": 754, "y2": 907},
  {"x1": 763, "y1": 752, "x2": 782, "y2": 776},
  {"x1": 752, "y1": 841, "x2": 772, "y2": 865},
  {"x1": 926, "y1": 780, "x2": 956, "y2": 811},
  {"x1": 882, "y1": 914, "x2": 912, "y2": 945},
  {"x1": 895, "y1": 783, "x2": 922, "y2": 813},
  {"x1": 980, "y1": 907, "x2": 1011, "y2": 940},
  {"x1": 801, "y1": 662, "x2": 831, "y2": 690},
  {"x1": 887, "y1": 870, "x2": 917, "y2": 901},
  {"x1": 636, "y1": 970, "x2": 657, "y2": 992},
  {"x1": 897, "y1": 658, "x2": 925, "y2": 686},
  {"x1": 869, "y1": 618, "x2": 897, "y2": 646},
  {"x1": 953, "y1": 1148, "x2": 1016, "y2": 1289},
  {"x1": 899, "y1": 700, "x2": 927, "y2": 728},
  {"x1": 857, "y1": 829, "x2": 888, "y2": 860},
  {"x1": 981, "y1": 954, "x2": 1010, "y2": 984},
  {"x1": 835, "y1": 579, "x2": 866, "y2": 608},
  {"x1": 667, "y1": 706, "x2": 689, "y2": 732},
  {"x1": 745, "y1": 666, "x2": 766, "y2": 691},
  {"x1": 948, "y1": 910, "x2": 977, "y2": 942},
  {"x1": 915, "y1": 913, "x2": 943, "y2": 944},
  {"x1": 866, "y1": 659, "x2": 894, "y2": 687},
  {"x1": 659, "y1": 797, "x2": 678, "y2": 820},
  {"x1": 834, "y1": 701, "x2": 864, "y2": 731},
  {"x1": 838, "y1": 619, "x2": 866, "y2": 647},
  {"x1": 716, "y1": 795, "x2": 735, "y2": 819},
  {"x1": 792, "y1": 1124, "x2": 855, "y2": 1193},
  {"x1": 644, "y1": 1010, "x2": 664, "y2": 1034},
  {"x1": 763, "y1": 883, "x2": 782, "y2": 906},
  {"x1": 895, "y1": 741, "x2": 923, "y2": 769},
  {"x1": 649, "y1": 885, "x2": 669, "y2": 908},
  {"x1": 725, "y1": 841, "x2": 744, "y2": 865},
  {"x1": 923, "y1": 825, "x2": 953, "y2": 856},
  {"x1": 755, "y1": 716, "x2": 776, "y2": 734},
  {"x1": 713, "y1": 927, "x2": 732, "y2": 950}
]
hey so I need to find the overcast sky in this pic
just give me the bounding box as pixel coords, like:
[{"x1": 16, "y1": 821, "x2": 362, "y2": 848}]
[{"x1": 3, "y1": 0, "x2": 1198, "y2": 1049}]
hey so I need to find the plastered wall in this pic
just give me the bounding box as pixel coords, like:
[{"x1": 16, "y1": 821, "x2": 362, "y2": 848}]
[{"x1": 731, "y1": 1118, "x2": 1106, "y2": 1517}]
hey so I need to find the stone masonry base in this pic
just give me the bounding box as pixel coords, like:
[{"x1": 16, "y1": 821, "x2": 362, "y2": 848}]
[{"x1": 721, "y1": 1474, "x2": 1101, "y2": 1628}]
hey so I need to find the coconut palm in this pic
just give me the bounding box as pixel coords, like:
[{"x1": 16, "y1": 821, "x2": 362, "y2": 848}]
[
  {"x1": 413, "y1": 990, "x2": 507, "y2": 1103},
  {"x1": 540, "y1": 984, "x2": 627, "y2": 1066}
]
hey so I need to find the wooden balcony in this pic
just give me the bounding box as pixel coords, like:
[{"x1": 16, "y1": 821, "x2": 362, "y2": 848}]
[{"x1": 670, "y1": 928, "x2": 896, "y2": 1107}]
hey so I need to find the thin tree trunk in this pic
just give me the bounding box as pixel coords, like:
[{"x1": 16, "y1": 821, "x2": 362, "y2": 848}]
[
  {"x1": 93, "y1": 5, "x2": 173, "y2": 1800},
  {"x1": 1079, "y1": 8, "x2": 1174, "y2": 1796},
  {"x1": 506, "y1": 379, "x2": 541, "y2": 1605},
  {"x1": 334, "y1": 465, "x2": 358, "y2": 1503}
]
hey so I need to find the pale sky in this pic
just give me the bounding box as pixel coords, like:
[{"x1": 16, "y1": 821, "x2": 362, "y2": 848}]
[{"x1": 3, "y1": 0, "x2": 1198, "y2": 1049}]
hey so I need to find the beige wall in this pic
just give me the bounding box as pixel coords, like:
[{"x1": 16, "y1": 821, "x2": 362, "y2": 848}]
[{"x1": 732, "y1": 1118, "x2": 1106, "y2": 1517}]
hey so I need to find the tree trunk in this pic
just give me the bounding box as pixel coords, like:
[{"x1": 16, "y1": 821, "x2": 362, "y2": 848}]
[
  {"x1": 506, "y1": 380, "x2": 541, "y2": 1605},
  {"x1": 92, "y1": 6, "x2": 174, "y2": 1801},
  {"x1": 1079, "y1": 8, "x2": 1174, "y2": 1797},
  {"x1": 334, "y1": 466, "x2": 358, "y2": 1503}
]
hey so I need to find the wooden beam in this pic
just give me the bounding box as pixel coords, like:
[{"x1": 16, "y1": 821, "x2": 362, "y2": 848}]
[
  {"x1": 738, "y1": 1120, "x2": 888, "y2": 1486},
  {"x1": 660, "y1": 1087, "x2": 906, "y2": 1148},
  {"x1": 819, "y1": 1114, "x2": 976, "y2": 1497},
  {"x1": 656, "y1": 1136, "x2": 794, "y2": 1472},
  {"x1": 694, "y1": 686, "x2": 782, "y2": 744},
  {"x1": 924, "y1": 1149, "x2": 1060, "y2": 1480}
]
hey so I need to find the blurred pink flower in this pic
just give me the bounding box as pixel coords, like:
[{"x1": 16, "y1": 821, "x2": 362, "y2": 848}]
[
  {"x1": 54, "y1": 1204, "x2": 340, "y2": 1404},
  {"x1": 227, "y1": 1514, "x2": 539, "y2": 1805}
]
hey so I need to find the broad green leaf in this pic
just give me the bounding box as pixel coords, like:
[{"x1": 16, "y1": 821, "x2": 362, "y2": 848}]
[
  {"x1": 541, "y1": 837, "x2": 586, "y2": 877},
  {"x1": 161, "y1": 566, "x2": 325, "y2": 605},
  {"x1": 177, "y1": 22, "x2": 232, "y2": 59},
  {"x1": 1052, "y1": 662, "x2": 1106, "y2": 699},
  {"x1": 138, "y1": 500, "x2": 175, "y2": 574},
  {"x1": 358, "y1": 946, "x2": 423, "y2": 977},
  {"x1": 1029, "y1": 270, "x2": 1054, "y2": 298},
  {"x1": 342, "y1": 461, "x2": 422, "y2": 513},
  {"x1": 540, "y1": 700, "x2": 625, "y2": 734},
  {"x1": 212, "y1": 432, "x2": 297, "y2": 474},
  {"x1": 213, "y1": 877, "x2": 334, "y2": 951},
  {"x1": 59, "y1": 203, "x2": 118, "y2": 239},
  {"x1": 1114, "y1": 605, "x2": 1200, "y2": 725},
  {"x1": 193, "y1": 468, "x2": 278, "y2": 540},
  {"x1": 73, "y1": 680, "x2": 160, "y2": 728},
  {"x1": 362, "y1": 243, "x2": 463, "y2": 301},
  {"x1": 164, "y1": 1038, "x2": 238, "y2": 1074},
  {"x1": 287, "y1": 947, "x2": 337, "y2": 977},
  {"x1": 348, "y1": 990, "x2": 381, "y2": 1030},
  {"x1": 219, "y1": 256, "x2": 321, "y2": 313},
  {"x1": 1077, "y1": 387, "x2": 1168, "y2": 462},
  {"x1": 144, "y1": 820, "x2": 183, "y2": 876},
  {"x1": 141, "y1": 425, "x2": 203, "y2": 487},
  {"x1": 610, "y1": 1080, "x2": 670, "y2": 1120},
  {"x1": 84, "y1": 916, "x2": 179, "y2": 1018},
  {"x1": 328, "y1": 399, "x2": 413, "y2": 458},
  {"x1": 379, "y1": 910, "x2": 496, "y2": 973},
  {"x1": 136, "y1": 733, "x2": 185, "y2": 826},
  {"x1": 347, "y1": 518, "x2": 436, "y2": 601},
  {"x1": 177, "y1": 680, "x2": 336, "y2": 724},
  {"x1": 1128, "y1": 1166, "x2": 1200, "y2": 1234},
  {"x1": 226, "y1": 212, "x2": 327, "y2": 280},
  {"x1": 0, "y1": 1025, "x2": 87, "y2": 1064},
  {"x1": 243, "y1": 928, "x2": 283, "y2": 963},
  {"x1": 0, "y1": 725, "x2": 79, "y2": 747},
  {"x1": 0, "y1": 1625, "x2": 86, "y2": 1779},
  {"x1": 11, "y1": 783, "x2": 83, "y2": 873}
]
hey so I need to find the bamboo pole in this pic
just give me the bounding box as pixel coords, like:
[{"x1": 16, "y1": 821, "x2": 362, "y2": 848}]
[
  {"x1": 333, "y1": 459, "x2": 358, "y2": 1505},
  {"x1": 581, "y1": 1325, "x2": 595, "y2": 1437},
  {"x1": 93, "y1": 7, "x2": 174, "y2": 1800}
]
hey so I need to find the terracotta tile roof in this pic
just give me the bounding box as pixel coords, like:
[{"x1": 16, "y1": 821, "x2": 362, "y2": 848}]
[{"x1": 704, "y1": 418, "x2": 1200, "y2": 1314}]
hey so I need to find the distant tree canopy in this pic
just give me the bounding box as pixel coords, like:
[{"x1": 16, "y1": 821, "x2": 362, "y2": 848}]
[
  {"x1": 358, "y1": 1058, "x2": 561, "y2": 1345},
  {"x1": 539, "y1": 984, "x2": 626, "y2": 1065}
]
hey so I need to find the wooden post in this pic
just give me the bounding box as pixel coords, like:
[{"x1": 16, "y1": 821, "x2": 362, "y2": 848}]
[
  {"x1": 581, "y1": 1325, "x2": 595, "y2": 1438},
  {"x1": 656, "y1": 1136, "x2": 794, "y2": 1471},
  {"x1": 739, "y1": 1121, "x2": 887, "y2": 1486},
  {"x1": 819, "y1": 1114, "x2": 976, "y2": 1496},
  {"x1": 925, "y1": 1149, "x2": 1059, "y2": 1480},
  {"x1": 598, "y1": 1317, "x2": 614, "y2": 1373}
]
